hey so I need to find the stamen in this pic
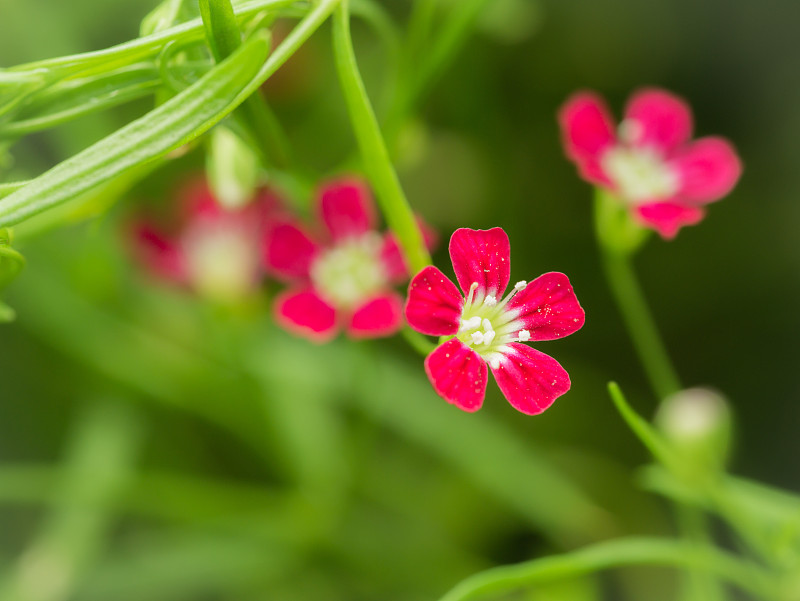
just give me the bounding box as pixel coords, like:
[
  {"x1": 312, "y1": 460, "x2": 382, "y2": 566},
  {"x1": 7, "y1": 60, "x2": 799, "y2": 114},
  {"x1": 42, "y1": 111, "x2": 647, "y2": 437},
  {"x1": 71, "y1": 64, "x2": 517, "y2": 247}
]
[
  {"x1": 460, "y1": 316, "x2": 481, "y2": 332},
  {"x1": 482, "y1": 330, "x2": 496, "y2": 346},
  {"x1": 484, "y1": 294, "x2": 497, "y2": 307},
  {"x1": 482, "y1": 318, "x2": 494, "y2": 333},
  {"x1": 471, "y1": 331, "x2": 485, "y2": 345},
  {"x1": 465, "y1": 282, "x2": 479, "y2": 308},
  {"x1": 518, "y1": 329, "x2": 531, "y2": 342},
  {"x1": 514, "y1": 280, "x2": 527, "y2": 290}
]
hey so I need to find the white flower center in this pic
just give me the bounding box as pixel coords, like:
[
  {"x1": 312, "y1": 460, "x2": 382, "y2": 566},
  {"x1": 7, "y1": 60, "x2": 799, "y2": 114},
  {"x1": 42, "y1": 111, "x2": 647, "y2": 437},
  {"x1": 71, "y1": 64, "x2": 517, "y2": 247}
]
[
  {"x1": 310, "y1": 233, "x2": 387, "y2": 308},
  {"x1": 601, "y1": 145, "x2": 678, "y2": 204},
  {"x1": 184, "y1": 221, "x2": 260, "y2": 303},
  {"x1": 456, "y1": 280, "x2": 531, "y2": 368}
]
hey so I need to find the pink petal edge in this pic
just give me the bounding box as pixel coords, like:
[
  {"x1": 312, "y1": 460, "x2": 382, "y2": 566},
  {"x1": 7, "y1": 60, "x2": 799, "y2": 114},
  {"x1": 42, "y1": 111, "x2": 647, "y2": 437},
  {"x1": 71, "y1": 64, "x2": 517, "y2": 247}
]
[
  {"x1": 274, "y1": 287, "x2": 338, "y2": 342},
  {"x1": 558, "y1": 92, "x2": 617, "y2": 163},
  {"x1": 624, "y1": 88, "x2": 693, "y2": 153},
  {"x1": 671, "y1": 137, "x2": 742, "y2": 203},
  {"x1": 128, "y1": 221, "x2": 188, "y2": 284},
  {"x1": 449, "y1": 227, "x2": 511, "y2": 298},
  {"x1": 490, "y1": 343, "x2": 571, "y2": 415},
  {"x1": 424, "y1": 339, "x2": 488, "y2": 412},
  {"x1": 405, "y1": 266, "x2": 463, "y2": 337},
  {"x1": 317, "y1": 177, "x2": 377, "y2": 241},
  {"x1": 264, "y1": 220, "x2": 320, "y2": 281},
  {"x1": 507, "y1": 272, "x2": 585, "y2": 341},
  {"x1": 635, "y1": 202, "x2": 706, "y2": 239},
  {"x1": 347, "y1": 293, "x2": 404, "y2": 339}
]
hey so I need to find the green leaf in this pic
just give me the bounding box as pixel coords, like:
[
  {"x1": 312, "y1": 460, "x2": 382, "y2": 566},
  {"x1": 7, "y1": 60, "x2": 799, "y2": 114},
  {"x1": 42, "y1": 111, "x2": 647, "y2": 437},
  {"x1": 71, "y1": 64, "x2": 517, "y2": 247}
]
[
  {"x1": 0, "y1": 34, "x2": 270, "y2": 228},
  {"x1": 0, "y1": 64, "x2": 163, "y2": 138},
  {"x1": 200, "y1": 0, "x2": 243, "y2": 62},
  {"x1": 436, "y1": 536, "x2": 776, "y2": 601},
  {"x1": 6, "y1": 0, "x2": 296, "y2": 78},
  {"x1": 607, "y1": 382, "x2": 680, "y2": 471}
]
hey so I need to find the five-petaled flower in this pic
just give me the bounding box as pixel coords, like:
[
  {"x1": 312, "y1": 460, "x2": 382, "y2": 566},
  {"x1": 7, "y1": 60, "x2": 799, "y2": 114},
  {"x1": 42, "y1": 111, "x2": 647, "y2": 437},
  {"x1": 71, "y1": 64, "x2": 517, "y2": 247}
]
[
  {"x1": 265, "y1": 177, "x2": 430, "y2": 341},
  {"x1": 559, "y1": 88, "x2": 742, "y2": 238},
  {"x1": 405, "y1": 228, "x2": 585, "y2": 415},
  {"x1": 129, "y1": 177, "x2": 281, "y2": 303}
]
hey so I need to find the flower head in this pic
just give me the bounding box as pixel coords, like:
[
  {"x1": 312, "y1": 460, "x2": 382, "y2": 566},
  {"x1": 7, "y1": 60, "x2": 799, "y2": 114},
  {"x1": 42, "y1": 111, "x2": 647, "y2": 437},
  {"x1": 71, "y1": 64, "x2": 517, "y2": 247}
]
[
  {"x1": 265, "y1": 177, "x2": 431, "y2": 342},
  {"x1": 405, "y1": 228, "x2": 584, "y2": 415},
  {"x1": 129, "y1": 177, "x2": 281, "y2": 303},
  {"x1": 559, "y1": 88, "x2": 742, "y2": 238}
]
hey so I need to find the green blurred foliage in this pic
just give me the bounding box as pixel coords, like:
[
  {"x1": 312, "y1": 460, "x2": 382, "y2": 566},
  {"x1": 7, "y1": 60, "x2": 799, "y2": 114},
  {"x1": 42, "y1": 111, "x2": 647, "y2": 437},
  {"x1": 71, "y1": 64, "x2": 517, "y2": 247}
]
[{"x1": 1, "y1": 0, "x2": 799, "y2": 599}]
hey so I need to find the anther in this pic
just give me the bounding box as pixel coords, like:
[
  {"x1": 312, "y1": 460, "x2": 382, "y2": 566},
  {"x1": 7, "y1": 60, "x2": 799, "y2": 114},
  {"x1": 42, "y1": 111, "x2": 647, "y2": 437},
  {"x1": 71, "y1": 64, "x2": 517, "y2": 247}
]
[
  {"x1": 514, "y1": 280, "x2": 527, "y2": 290},
  {"x1": 482, "y1": 318, "x2": 494, "y2": 333},
  {"x1": 518, "y1": 329, "x2": 531, "y2": 342},
  {"x1": 471, "y1": 331, "x2": 485, "y2": 345},
  {"x1": 482, "y1": 330, "x2": 496, "y2": 346},
  {"x1": 460, "y1": 316, "x2": 481, "y2": 332},
  {"x1": 484, "y1": 294, "x2": 497, "y2": 307}
]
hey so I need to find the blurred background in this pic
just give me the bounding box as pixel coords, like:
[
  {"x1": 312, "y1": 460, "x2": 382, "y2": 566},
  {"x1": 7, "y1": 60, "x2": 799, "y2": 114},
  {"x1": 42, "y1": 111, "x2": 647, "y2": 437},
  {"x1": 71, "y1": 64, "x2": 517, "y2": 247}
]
[{"x1": 1, "y1": 0, "x2": 799, "y2": 599}]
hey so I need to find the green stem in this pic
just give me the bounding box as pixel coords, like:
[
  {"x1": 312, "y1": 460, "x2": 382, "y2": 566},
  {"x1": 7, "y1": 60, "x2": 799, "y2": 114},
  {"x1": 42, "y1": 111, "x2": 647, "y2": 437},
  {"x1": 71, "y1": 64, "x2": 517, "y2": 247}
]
[
  {"x1": 437, "y1": 537, "x2": 778, "y2": 601},
  {"x1": 594, "y1": 193, "x2": 681, "y2": 400},
  {"x1": 331, "y1": 0, "x2": 431, "y2": 274},
  {"x1": 199, "y1": 0, "x2": 291, "y2": 168}
]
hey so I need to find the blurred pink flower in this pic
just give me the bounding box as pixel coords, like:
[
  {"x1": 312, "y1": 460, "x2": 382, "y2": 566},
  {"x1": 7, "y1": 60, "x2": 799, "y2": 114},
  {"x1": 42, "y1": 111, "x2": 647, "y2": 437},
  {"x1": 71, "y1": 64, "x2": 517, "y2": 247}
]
[
  {"x1": 559, "y1": 88, "x2": 742, "y2": 238},
  {"x1": 265, "y1": 176, "x2": 433, "y2": 342},
  {"x1": 129, "y1": 178, "x2": 281, "y2": 302},
  {"x1": 405, "y1": 228, "x2": 584, "y2": 415}
]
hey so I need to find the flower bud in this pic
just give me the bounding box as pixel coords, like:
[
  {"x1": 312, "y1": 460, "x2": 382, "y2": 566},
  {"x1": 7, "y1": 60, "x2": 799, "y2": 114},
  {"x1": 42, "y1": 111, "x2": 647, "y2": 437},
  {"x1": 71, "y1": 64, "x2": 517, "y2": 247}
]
[
  {"x1": 655, "y1": 388, "x2": 733, "y2": 480},
  {"x1": 206, "y1": 127, "x2": 259, "y2": 210}
]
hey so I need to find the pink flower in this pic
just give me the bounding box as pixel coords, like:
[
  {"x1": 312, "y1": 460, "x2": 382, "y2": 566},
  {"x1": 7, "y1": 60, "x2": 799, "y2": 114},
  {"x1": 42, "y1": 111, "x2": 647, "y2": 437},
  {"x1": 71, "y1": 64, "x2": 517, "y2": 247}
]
[
  {"x1": 129, "y1": 178, "x2": 281, "y2": 302},
  {"x1": 265, "y1": 177, "x2": 430, "y2": 342},
  {"x1": 405, "y1": 228, "x2": 585, "y2": 415},
  {"x1": 559, "y1": 88, "x2": 742, "y2": 238}
]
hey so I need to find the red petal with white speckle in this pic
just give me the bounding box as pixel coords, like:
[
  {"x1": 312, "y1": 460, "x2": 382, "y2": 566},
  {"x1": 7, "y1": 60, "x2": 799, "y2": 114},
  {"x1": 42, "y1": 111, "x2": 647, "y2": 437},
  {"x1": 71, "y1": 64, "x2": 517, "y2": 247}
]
[
  {"x1": 405, "y1": 266, "x2": 463, "y2": 337},
  {"x1": 490, "y1": 343, "x2": 570, "y2": 415},
  {"x1": 507, "y1": 272, "x2": 585, "y2": 341},
  {"x1": 425, "y1": 339, "x2": 488, "y2": 412},
  {"x1": 449, "y1": 228, "x2": 510, "y2": 298}
]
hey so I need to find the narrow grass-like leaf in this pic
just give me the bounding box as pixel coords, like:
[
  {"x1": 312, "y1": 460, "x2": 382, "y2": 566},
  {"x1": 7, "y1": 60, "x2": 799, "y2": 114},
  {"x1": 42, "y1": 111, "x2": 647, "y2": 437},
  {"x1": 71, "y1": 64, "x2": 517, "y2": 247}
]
[
  {"x1": 436, "y1": 536, "x2": 777, "y2": 601},
  {"x1": 6, "y1": 0, "x2": 297, "y2": 77},
  {"x1": 200, "y1": 0, "x2": 243, "y2": 62},
  {"x1": 607, "y1": 382, "x2": 679, "y2": 470},
  {"x1": 0, "y1": 65, "x2": 163, "y2": 137},
  {"x1": 0, "y1": 35, "x2": 269, "y2": 227}
]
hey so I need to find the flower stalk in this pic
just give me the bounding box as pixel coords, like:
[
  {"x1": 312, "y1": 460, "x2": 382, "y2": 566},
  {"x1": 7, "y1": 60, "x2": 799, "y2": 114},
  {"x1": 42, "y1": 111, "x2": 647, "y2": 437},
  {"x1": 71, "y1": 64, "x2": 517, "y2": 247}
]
[
  {"x1": 332, "y1": 0, "x2": 431, "y2": 275},
  {"x1": 594, "y1": 188, "x2": 681, "y2": 401}
]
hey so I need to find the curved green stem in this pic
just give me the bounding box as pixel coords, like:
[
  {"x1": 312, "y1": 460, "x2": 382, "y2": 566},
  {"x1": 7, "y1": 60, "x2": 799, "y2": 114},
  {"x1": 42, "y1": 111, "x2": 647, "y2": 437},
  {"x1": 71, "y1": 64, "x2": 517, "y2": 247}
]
[
  {"x1": 594, "y1": 191, "x2": 681, "y2": 400},
  {"x1": 331, "y1": 0, "x2": 431, "y2": 274},
  {"x1": 437, "y1": 537, "x2": 778, "y2": 601}
]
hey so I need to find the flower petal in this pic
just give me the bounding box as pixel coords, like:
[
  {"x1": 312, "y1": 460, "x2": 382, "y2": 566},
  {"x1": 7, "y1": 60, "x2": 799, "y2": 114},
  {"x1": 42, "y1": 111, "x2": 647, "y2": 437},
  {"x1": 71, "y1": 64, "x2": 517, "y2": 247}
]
[
  {"x1": 179, "y1": 178, "x2": 223, "y2": 221},
  {"x1": 405, "y1": 266, "x2": 463, "y2": 336},
  {"x1": 635, "y1": 202, "x2": 705, "y2": 239},
  {"x1": 274, "y1": 287, "x2": 338, "y2": 342},
  {"x1": 128, "y1": 221, "x2": 188, "y2": 283},
  {"x1": 424, "y1": 339, "x2": 488, "y2": 412},
  {"x1": 671, "y1": 137, "x2": 742, "y2": 203},
  {"x1": 490, "y1": 343, "x2": 570, "y2": 415},
  {"x1": 264, "y1": 220, "x2": 320, "y2": 280},
  {"x1": 624, "y1": 88, "x2": 693, "y2": 153},
  {"x1": 507, "y1": 272, "x2": 585, "y2": 341},
  {"x1": 317, "y1": 177, "x2": 377, "y2": 241},
  {"x1": 558, "y1": 92, "x2": 616, "y2": 164},
  {"x1": 348, "y1": 293, "x2": 404, "y2": 339},
  {"x1": 449, "y1": 227, "x2": 510, "y2": 298}
]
